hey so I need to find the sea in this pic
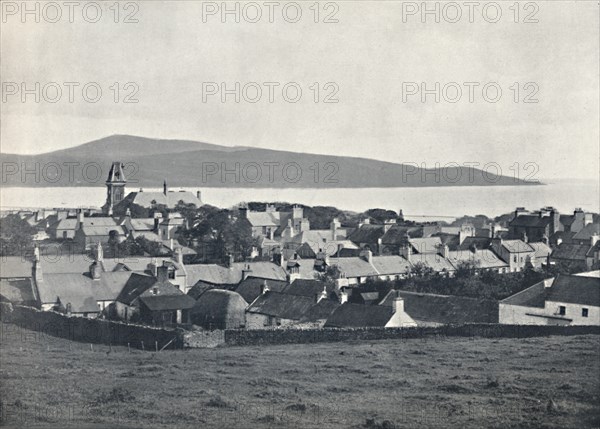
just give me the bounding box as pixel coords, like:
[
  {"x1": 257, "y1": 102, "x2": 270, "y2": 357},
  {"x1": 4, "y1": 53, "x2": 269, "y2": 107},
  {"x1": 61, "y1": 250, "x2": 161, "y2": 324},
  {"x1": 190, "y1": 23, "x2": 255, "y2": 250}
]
[{"x1": 1, "y1": 178, "x2": 597, "y2": 222}]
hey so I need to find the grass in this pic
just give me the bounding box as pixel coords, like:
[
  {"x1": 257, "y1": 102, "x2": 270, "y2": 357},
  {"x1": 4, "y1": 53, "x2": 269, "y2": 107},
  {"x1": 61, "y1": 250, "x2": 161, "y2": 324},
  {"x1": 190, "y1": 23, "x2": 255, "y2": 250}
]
[{"x1": 1, "y1": 324, "x2": 599, "y2": 428}]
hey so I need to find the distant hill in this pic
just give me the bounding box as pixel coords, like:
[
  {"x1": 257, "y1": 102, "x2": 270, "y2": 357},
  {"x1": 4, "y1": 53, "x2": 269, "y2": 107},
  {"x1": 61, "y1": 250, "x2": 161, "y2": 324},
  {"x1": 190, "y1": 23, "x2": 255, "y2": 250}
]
[{"x1": 1, "y1": 135, "x2": 541, "y2": 188}]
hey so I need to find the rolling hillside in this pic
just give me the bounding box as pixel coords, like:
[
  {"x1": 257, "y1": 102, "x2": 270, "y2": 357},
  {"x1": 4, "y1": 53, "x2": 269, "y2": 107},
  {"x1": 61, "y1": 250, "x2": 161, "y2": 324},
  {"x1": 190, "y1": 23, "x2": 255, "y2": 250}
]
[{"x1": 1, "y1": 135, "x2": 541, "y2": 188}]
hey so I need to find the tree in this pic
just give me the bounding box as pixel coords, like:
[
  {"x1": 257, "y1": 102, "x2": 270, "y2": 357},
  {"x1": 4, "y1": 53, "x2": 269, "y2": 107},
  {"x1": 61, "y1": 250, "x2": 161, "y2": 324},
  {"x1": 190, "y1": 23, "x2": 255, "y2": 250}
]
[{"x1": 0, "y1": 214, "x2": 37, "y2": 256}]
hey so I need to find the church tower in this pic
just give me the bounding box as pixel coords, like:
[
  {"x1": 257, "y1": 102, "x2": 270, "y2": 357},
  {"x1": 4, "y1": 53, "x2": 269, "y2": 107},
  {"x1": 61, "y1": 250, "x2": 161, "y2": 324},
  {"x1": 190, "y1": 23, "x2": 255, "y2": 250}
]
[{"x1": 103, "y1": 162, "x2": 126, "y2": 215}]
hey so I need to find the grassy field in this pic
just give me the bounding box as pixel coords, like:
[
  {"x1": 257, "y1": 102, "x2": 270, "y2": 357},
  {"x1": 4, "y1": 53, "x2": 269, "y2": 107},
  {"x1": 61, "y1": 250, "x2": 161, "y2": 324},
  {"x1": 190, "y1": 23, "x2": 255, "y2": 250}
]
[{"x1": 1, "y1": 325, "x2": 599, "y2": 429}]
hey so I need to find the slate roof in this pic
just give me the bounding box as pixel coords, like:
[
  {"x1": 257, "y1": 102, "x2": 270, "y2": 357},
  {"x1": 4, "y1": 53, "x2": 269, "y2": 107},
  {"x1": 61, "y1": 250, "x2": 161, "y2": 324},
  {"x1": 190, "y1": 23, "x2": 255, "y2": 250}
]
[
  {"x1": 80, "y1": 225, "x2": 126, "y2": 237},
  {"x1": 116, "y1": 273, "x2": 157, "y2": 305},
  {"x1": 528, "y1": 242, "x2": 552, "y2": 259},
  {"x1": 551, "y1": 243, "x2": 590, "y2": 261},
  {"x1": 299, "y1": 299, "x2": 340, "y2": 322},
  {"x1": 139, "y1": 294, "x2": 195, "y2": 311},
  {"x1": 573, "y1": 223, "x2": 600, "y2": 241},
  {"x1": 246, "y1": 291, "x2": 316, "y2": 320},
  {"x1": 509, "y1": 215, "x2": 553, "y2": 228},
  {"x1": 559, "y1": 214, "x2": 575, "y2": 227},
  {"x1": 282, "y1": 279, "x2": 333, "y2": 298},
  {"x1": 370, "y1": 255, "x2": 412, "y2": 276},
  {"x1": 127, "y1": 218, "x2": 156, "y2": 231},
  {"x1": 409, "y1": 253, "x2": 455, "y2": 273},
  {"x1": 447, "y1": 249, "x2": 508, "y2": 270},
  {"x1": 381, "y1": 226, "x2": 421, "y2": 245},
  {"x1": 36, "y1": 271, "x2": 133, "y2": 313},
  {"x1": 501, "y1": 240, "x2": 534, "y2": 253},
  {"x1": 409, "y1": 237, "x2": 442, "y2": 254},
  {"x1": 0, "y1": 278, "x2": 35, "y2": 303},
  {"x1": 137, "y1": 279, "x2": 195, "y2": 311},
  {"x1": 331, "y1": 257, "x2": 379, "y2": 278},
  {"x1": 324, "y1": 303, "x2": 393, "y2": 328},
  {"x1": 550, "y1": 231, "x2": 576, "y2": 246},
  {"x1": 118, "y1": 191, "x2": 201, "y2": 209},
  {"x1": 347, "y1": 225, "x2": 385, "y2": 244},
  {"x1": 235, "y1": 277, "x2": 288, "y2": 303},
  {"x1": 545, "y1": 274, "x2": 600, "y2": 307},
  {"x1": 455, "y1": 237, "x2": 492, "y2": 251},
  {"x1": 185, "y1": 262, "x2": 287, "y2": 287},
  {"x1": 386, "y1": 290, "x2": 499, "y2": 324},
  {"x1": 246, "y1": 211, "x2": 281, "y2": 227},
  {"x1": 500, "y1": 279, "x2": 552, "y2": 308},
  {"x1": 0, "y1": 257, "x2": 33, "y2": 278}
]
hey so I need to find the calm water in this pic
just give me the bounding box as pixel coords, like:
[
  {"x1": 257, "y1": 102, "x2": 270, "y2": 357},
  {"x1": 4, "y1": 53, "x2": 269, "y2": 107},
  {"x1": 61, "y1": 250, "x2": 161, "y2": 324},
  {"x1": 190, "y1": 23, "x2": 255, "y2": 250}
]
[{"x1": 1, "y1": 179, "x2": 597, "y2": 221}]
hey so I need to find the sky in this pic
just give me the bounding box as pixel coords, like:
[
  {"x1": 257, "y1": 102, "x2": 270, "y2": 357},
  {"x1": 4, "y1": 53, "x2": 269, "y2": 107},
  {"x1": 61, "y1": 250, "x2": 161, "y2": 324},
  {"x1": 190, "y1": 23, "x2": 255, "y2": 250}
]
[{"x1": 1, "y1": 1, "x2": 599, "y2": 181}]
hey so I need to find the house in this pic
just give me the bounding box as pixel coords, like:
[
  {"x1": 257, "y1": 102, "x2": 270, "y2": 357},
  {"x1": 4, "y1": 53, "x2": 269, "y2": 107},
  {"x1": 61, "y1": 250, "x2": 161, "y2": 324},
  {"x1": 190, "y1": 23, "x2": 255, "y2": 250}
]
[
  {"x1": 281, "y1": 279, "x2": 336, "y2": 300},
  {"x1": 137, "y1": 280, "x2": 195, "y2": 326},
  {"x1": 559, "y1": 209, "x2": 594, "y2": 233},
  {"x1": 324, "y1": 297, "x2": 416, "y2": 328},
  {"x1": 74, "y1": 218, "x2": 127, "y2": 250},
  {"x1": 571, "y1": 224, "x2": 600, "y2": 245},
  {"x1": 380, "y1": 290, "x2": 499, "y2": 326},
  {"x1": 525, "y1": 242, "x2": 551, "y2": 269},
  {"x1": 551, "y1": 233, "x2": 600, "y2": 270},
  {"x1": 189, "y1": 289, "x2": 247, "y2": 329},
  {"x1": 491, "y1": 238, "x2": 535, "y2": 272},
  {"x1": 499, "y1": 274, "x2": 599, "y2": 325},
  {"x1": 234, "y1": 277, "x2": 288, "y2": 304},
  {"x1": 0, "y1": 278, "x2": 36, "y2": 306},
  {"x1": 508, "y1": 207, "x2": 561, "y2": 243},
  {"x1": 101, "y1": 161, "x2": 201, "y2": 215},
  {"x1": 239, "y1": 204, "x2": 309, "y2": 240},
  {"x1": 185, "y1": 260, "x2": 287, "y2": 294},
  {"x1": 297, "y1": 299, "x2": 340, "y2": 327},
  {"x1": 245, "y1": 291, "x2": 320, "y2": 329},
  {"x1": 446, "y1": 248, "x2": 509, "y2": 273},
  {"x1": 34, "y1": 253, "x2": 132, "y2": 318}
]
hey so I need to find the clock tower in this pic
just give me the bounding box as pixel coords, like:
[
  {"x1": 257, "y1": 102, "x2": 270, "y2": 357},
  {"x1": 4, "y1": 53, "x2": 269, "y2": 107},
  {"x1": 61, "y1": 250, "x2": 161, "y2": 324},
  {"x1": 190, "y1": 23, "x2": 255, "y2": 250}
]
[{"x1": 103, "y1": 162, "x2": 126, "y2": 215}]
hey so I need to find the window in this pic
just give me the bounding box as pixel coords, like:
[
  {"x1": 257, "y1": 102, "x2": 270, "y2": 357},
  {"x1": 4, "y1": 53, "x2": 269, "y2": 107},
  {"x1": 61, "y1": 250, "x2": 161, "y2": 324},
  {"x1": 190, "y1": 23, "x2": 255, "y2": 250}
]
[
  {"x1": 513, "y1": 255, "x2": 517, "y2": 263},
  {"x1": 558, "y1": 306, "x2": 566, "y2": 316},
  {"x1": 582, "y1": 308, "x2": 589, "y2": 317},
  {"x1": 168, "y1": 270, "x2": 175, "y2": 279}
]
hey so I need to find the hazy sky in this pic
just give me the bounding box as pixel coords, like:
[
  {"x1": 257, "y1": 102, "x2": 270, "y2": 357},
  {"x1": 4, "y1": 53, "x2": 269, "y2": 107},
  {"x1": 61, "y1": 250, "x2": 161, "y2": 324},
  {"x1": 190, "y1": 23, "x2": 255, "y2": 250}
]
[{"x1": 2, "y1": 1, "x2": 598, "y2": 181}]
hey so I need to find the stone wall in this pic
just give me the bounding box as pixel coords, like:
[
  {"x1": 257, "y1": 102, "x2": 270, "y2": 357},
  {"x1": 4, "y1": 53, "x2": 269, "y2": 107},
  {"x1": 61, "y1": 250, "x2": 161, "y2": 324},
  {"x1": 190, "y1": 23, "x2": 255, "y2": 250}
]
[
  {"x1": 1, "y1": 304, "x2": 183, "y2": 350},
  {"x1": 223, "y1": 324, "x2": 600, "y2": 347}
]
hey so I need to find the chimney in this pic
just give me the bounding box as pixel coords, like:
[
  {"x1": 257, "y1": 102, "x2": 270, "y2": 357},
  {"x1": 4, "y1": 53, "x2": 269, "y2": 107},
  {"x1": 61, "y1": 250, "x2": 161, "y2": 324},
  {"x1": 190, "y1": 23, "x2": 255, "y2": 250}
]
[
  {"x1": 153, "y1": 212, "x2": 162, "y2": 231},
  {"x1": 383, "y1": 219, "x2": 396, "y2": 233},
  {"x1": 95, "y1": 242, "x2": 103, "y2": 262},
  {"x1": 522, "y1": 232, "x2": 528, "y2": 243},
  {"x1": 360, "y1": 249, "x2": 373, "y2": 264},
  {"x1": 317, "y1": 285, "x2": 328, "y2": 303},
  {"x1": 33, "y1": 246, "x2": 43, "y2": 283},
  {"x1": 77, "y1": 209, "x2": 84, "y2": 230},
  {"x1": 591, "y1": 233, "x2": 599, "y2": 247},
  {"x1": 157, "y1": 263, "x2": 169, "y2": 282},
  {"x1": 292, "y1": 205, "x2": 303, "y2": 219},
  {"x1": 125, "y1": 208, "x2": 131, "y2": 219},
  {"x1": 392, "y1": 294, "x2": 404, "y2": 315},
  {"x1": 227, "y1": 254, "x2": 234, "y2": 268},
  {"x1": 90, "y1": 262, "x2": 102, "y2": 280},
  {"x1": 260, "y1": 280, "x2": 270, "y2": 295},
  {"x1": 551, "y1": 209, "x2": 560, "y2": 235},
  {"x1": 170, "y1": 238, "x2": 174, "y2": 251},
  {"x1": 441, "y1": 244, "x2": 449, "y2": 259},
  {"x1": 196, "y1": 190, "x2": 202, "y2": 202},
  {"x1": 471, "y1": 244, "x2": 477, "y2": 253},
  {"x1": 339, "y1": 288, "x2": 349, "y2": 304},
  {"x1": 242, "y1": 264, "x2": 252, "y2": 281},
  {"x1": 377, "y1": 238, "x2": 383, "y2": 256},
  {"x1": 239, "y1": 207, "x2": 248, "y2": 219},
  {"x1": 330, "y1": 217, "x2": 340, "y2": 238},
  {"x1": 363, "y1": 218, "x2": 370, "y2": 225},
  {"x1": 149, "y1": 258, "x2": 158, "y2": 276},
  {"x1": 399, "y1": 244, "x2": 412, "y2": 262},
  {"x1": 175, "y1": 246, "x2": 184, "y2": 265},
  {"x1": 163, "y1": 180, "x2": 168, "y2": 196}
]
